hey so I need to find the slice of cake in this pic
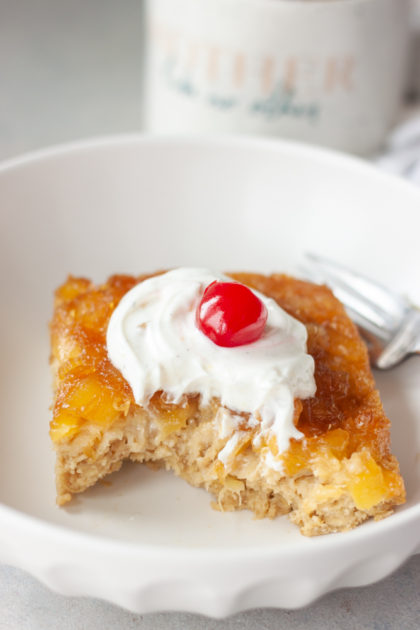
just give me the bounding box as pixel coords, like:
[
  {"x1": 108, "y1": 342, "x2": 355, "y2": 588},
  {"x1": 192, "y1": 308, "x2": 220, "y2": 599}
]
[{"x1": 49, "y1": 268, "x2": 405, "y2": 536}]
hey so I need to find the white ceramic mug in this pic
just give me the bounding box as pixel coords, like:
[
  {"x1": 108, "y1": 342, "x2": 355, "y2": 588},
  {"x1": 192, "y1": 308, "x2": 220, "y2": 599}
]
[{"x1": 143, "y1": 0, "x2": 410, "y2": 155}]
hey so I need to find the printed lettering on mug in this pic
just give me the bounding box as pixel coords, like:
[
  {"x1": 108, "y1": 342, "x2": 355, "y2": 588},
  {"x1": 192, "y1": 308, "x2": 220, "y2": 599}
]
[{"x1": 150, "y1": 20, "x2": 357, "y2": 124}]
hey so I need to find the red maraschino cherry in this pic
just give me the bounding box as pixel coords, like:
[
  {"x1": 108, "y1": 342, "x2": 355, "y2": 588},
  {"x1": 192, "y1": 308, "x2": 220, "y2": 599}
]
[{"x1": 196, "y1": 281, "x2": 268, "y2": 347}]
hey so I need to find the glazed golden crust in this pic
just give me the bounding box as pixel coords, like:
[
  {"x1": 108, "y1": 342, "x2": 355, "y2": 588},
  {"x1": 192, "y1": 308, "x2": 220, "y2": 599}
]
[{"x1": 50, "y1": 272, "x2": 405, "y2": 535}]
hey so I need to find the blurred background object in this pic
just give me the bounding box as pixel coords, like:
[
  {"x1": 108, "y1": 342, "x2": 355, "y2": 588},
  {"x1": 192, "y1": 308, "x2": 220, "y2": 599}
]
[
  {"x1": 1, "y1": 0, "x2": 419, "y2": 161},
  {"x1": 143, "y1": 0, "x2": 410, "y2": 155},
  {"x1": 408, "y1": 0, "x2": 420, "y2": 99}
]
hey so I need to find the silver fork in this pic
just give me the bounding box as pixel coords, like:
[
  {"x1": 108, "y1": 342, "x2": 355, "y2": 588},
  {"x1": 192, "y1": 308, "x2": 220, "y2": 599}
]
[{"x1": 302, "y1": 253, "x2": 420, "y2": 369}]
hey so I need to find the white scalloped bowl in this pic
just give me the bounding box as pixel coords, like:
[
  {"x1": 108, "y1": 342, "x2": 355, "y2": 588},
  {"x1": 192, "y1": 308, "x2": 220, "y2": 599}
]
[{"x1": 0, "y1": 136, "x2": 419, "y2": 617}]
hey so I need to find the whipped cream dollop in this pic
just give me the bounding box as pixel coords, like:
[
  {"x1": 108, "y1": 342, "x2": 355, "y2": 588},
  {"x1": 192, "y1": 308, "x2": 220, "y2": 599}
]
[{"x1": 106, "y1": 268, "x2": 316, "y2": 456}]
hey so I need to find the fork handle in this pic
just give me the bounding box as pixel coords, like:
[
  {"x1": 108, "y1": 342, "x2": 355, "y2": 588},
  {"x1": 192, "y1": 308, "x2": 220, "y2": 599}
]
[{"x1": 377, "y1": 309, "x2": 420, "y2": 369}]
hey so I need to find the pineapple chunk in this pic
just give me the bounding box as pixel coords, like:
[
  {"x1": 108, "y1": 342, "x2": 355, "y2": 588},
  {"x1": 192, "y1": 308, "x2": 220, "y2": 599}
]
[
  {"x1": 151, "y1": 394, "x2": 199, "y2": 439},
  {"x1": 51, "y1": 376, "x2": 121, "y2": 441},
  {"x1": 347, "y1": 451, "x2": 389, "y2": 510}
]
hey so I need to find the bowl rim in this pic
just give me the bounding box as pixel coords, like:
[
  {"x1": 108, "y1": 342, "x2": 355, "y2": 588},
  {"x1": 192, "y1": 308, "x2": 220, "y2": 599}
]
[
  {"x1": 0, "y1": 132, "x2": 419, "y2": 560},
  {"x1": 1, "y1": 132, "x2": 420, "y2": 206}
]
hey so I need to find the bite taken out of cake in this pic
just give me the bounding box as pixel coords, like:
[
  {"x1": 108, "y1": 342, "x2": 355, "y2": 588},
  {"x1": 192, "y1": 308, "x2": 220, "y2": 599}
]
[{"x1": 49, "y1": 268, "x2": 405, "y2": 536}]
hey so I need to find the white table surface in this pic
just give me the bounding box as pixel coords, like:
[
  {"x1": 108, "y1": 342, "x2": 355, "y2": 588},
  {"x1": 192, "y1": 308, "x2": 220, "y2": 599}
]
[{"x1": 0, "y1": 1, "x2": 419, "y2": 628}]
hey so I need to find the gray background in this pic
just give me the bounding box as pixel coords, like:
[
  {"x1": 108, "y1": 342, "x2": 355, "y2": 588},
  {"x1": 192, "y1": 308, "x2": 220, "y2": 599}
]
[
  {"x1": 0, "y1": 0, "x2": 143, "y2": 161},
  {"x1": 0, "y1": 1, "x2": 419, "y2": 628}
]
